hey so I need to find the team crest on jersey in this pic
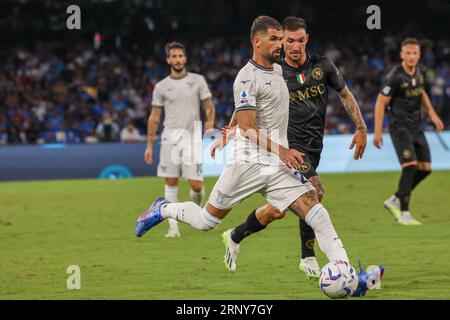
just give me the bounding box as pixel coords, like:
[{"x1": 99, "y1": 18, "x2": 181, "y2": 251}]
[
  {"x1": 312, "y1": 67, "x2": 324, "y2": 80},
  {"x1": 240, "y1": 90, "x2": 249, "y2": 104},
  {"x1": 297, "y1": 73, "x2": 306, "y2": 85},
  {"x1": 403, "y1": 149, "x2": 412, "y2": 159}
]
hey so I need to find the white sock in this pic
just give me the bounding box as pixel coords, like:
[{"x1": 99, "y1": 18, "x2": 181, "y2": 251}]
[
  {"x1": 190, "y1": 187, "x2": 205, "y2": 206},
  {"x1": 165, "y1": 185, "x2": 179, "y2": 228},
  {"x1": 165, "y1": 185, "x2": 178, "y2": 202},
  {"x1": 305, "y1": 204, "x2": 349, "y2": 262},
  {"x1": 161, "y1": 202, "x2": 222, "y2": 231}
]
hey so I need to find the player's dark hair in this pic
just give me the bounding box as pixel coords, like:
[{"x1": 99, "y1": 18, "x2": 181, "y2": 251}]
[
  {"x1": 282, "y1": 16, "x2": 307, "y2": 32},
  {"x1": 165, "y1": 41, "x2": 186, "y2": 56},
  {"x1": 250, "y1": 15, "x2": 281, "y2": 41},
  {"x1": 401, "y1": 38, "x2": 420, "y2": 48}
]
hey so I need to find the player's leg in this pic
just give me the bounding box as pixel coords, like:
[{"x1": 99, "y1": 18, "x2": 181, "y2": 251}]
[
  {"x1": 182, "y1": 139, "x2": 205, "y2": 206},
  {"x1": 385, "y1": 129, "x2": 419, "y2": 224},
  {"x1": 188, "y1": 179, "x2": 205, "y2": 205},
  {"x1": 157, "y1": 141, "x2": 182, "y2": 237},
  {"x1": 136, "y1": 162, "x2": 265, "y2": 237},
  {"x1": 221, "y1": 203, "x2": 283, "y2": 271},
  {"x1": 290, "y1": 191, "x2": 350, "y2": 262},
  {"x1": 412, "y1": 132, "x2": 432, "y2": 191},
  {"x1": 285, "y1": 180, "x2": 373, "y2": 296},
  {"x1": 297, "y1": 152, "x2": 322, "y2": 276},
  {"x1": 164, "y1": 177, "x2": 181, "y2": 237},
  {"x1": 264, "y1": 166, "x2": 349, "y2": 263}
]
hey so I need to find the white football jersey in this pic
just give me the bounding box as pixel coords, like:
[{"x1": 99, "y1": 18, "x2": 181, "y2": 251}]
[
  {"x1": 231, "y1": 60, "x2": 289, "y2": 165},
  {"x1": 152, "y1": 72, "x2": 211, "y2": 141}
]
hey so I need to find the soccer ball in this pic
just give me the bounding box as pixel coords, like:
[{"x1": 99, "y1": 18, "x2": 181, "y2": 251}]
[{"x1": 319, "y1": 260, "x2": 359, "y2": 299}]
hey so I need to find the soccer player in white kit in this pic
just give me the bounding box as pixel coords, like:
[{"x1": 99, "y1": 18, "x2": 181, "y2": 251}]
[
  {"x1": 144, "y1": 42, "x2": 216, "y2": 238},
  {"x1": 136, "y1": 17, "x2": 350, "y2": 272}
]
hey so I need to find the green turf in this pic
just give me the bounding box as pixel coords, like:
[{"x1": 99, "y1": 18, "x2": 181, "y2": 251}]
[{"x1": 1, "y1": 171, "x2": 449, "y2": 300}]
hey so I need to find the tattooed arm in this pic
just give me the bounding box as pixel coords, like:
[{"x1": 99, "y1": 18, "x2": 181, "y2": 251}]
[{"x1": 338, "y1": 85, "x2": 368, "y2": 160}]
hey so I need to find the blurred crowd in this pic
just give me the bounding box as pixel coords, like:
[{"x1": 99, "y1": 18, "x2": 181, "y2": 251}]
[
  {"x1": 0, "y1": 36, "x2": 449, "y2": 145},
  {"x1": 1, "y1": 0, "x2": 449, "y2": 145}
]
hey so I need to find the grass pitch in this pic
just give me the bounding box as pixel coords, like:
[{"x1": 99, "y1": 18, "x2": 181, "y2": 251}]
[{"x1": 1, "y1": 171, "x2": 449, "y2": 300}]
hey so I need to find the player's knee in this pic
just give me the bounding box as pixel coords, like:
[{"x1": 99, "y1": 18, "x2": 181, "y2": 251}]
[
  {"x1": 268, "y1": 208, "x2": 285, "y2": 220},
  {"x1": 165, "y1": 177, "x2": 179, "y2": 187},
  {"x1": 417, "y1": 162, "x2": 431, "y2": 171},
  {"x1": 401, "y1": 161, "x2": 418, "y2": 169},
  {"x1": 317, "y1": 187, "x2": 324, "y2": 202},
  {"x1": 189, "y1": 181, "x2": 203, "y2": 193}
]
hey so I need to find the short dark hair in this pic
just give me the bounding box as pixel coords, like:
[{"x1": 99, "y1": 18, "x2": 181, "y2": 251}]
[
  {"x1": 401, "y1": 37, "x2": 420, "y2": 48},
  {"x1": 282, "y1": 16, "x2": 307, "y2": 32},
  {"x1": 165, "y1": 41, "x2": 186, "y2": 56},
  {"x1": 250, "y1": 15, "x2": 281, "y2": 41}
]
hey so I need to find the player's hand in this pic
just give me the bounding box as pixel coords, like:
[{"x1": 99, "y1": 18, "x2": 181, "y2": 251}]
[
  {"x1": 144, "y1": 146, "x2": 153, "y2": 164},
  {"x1": 279, "y1": 147, "x2": 304, "y2": 169},
  {"x1": 210, "y1": 137, "x2": 226, "y2": 159},
  {"x1": 221, "y1": 125, "x2": 236, "y2": 141},
  {"x1": 373, "y1": 133, "x2": 383, "y2": 149},
  {"x1": 349, "y1": 129, "x2": 367, "y2": 160},
  {"x1": 204, "y1": 121, "x2": 215, "y2": 133},
  {"x1": 431, "y1": 115, "x2": 444, "y2": 132}
]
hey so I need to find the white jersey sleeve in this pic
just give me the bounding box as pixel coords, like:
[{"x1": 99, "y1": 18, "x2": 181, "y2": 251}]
[
  {"x1": 151, "y1": 83, "x2": 164, "y2": 108},
  {"x1": 233, "y1": 73, "x2": 257, "y2": 112},
  {"x1": 198, "y1": 75, "x2": 212, "y2": 101}
]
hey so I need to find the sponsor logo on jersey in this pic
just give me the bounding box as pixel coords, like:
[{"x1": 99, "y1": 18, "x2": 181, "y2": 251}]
[
  {"x1": 405, "y1": 87, "x2": 423, "y2": 98},
  {"x1": 400, "y1": 81, "x2": 408, "y2": 88},
  {"x1": 382, "y1": 86, "x2": 391, "y2": 95},
  {"x1": 239, "y1": 90, "x2": 249, "y2": 104},
  {"x1": 412, "y1": 78, "x2": 416, "y2": 86},
  {"x1": 312, "y1": 67, "x2": 324, "y2": 80},
  {"x1": 290, "y1": 83, "x2": 326, "y2": 102}
]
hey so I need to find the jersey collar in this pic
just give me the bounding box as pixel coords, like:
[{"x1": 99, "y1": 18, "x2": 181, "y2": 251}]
[
  {"x1": 170, "y1": 72, "x2": 189, "y2": 80},
  {"x1": 249, "y1": 59, "x2": 274, "y2": 71}
]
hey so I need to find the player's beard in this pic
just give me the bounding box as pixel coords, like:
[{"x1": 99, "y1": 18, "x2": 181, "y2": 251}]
[
  {"x1": 288, "y1": 51, "x2": 304, "y2": 63},
  {"x1": 265, "y1": 49, "x2": 281, "y2": 64},
  {"x1": 171, "y1": 63, "x2": 186, "y2": 73}
]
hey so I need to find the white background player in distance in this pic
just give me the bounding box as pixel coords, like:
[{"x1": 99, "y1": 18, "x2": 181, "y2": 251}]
[
  {"x1": 145, "y1": 41, "x2": 216, "y2": 238},
  {"x1": 146, "y1": 16, "x2": 352, "y2": 274}
]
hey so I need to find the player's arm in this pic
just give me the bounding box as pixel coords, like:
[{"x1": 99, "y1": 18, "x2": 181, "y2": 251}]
[
  {"x1": 324, "y1": 57, "x2": 367, "y2": 159},
  {"x1": 373, "y1": 94, "x2": 391, "y2": 149},
  {"x1": 338, "y1": 86, "x2": 367, "y2": 159},
  {"x1": 374, "y1": 69, "x2": 400, "y2": 149},
  {"x1": 201, "y1": 98, "x2": 216, "y2": 131},
  {"x1": 144, "y1": 107, "x2": 162, "y2": 164},
  {"x1": 421, "y1": 91, "x2": 444, "y2": 132},
  {"x1": 210, "y1": 110, "x2": 237, "y2": 159},
  {"x1": 236, "y1": 109, "x2": 304, "y2": 169}
]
